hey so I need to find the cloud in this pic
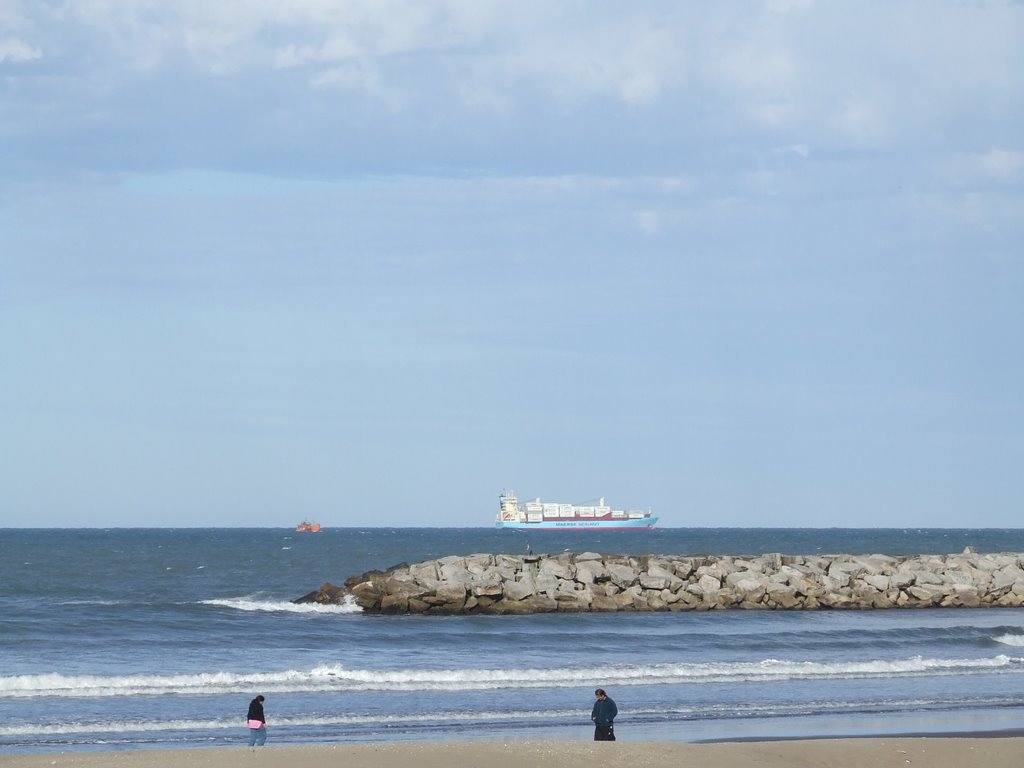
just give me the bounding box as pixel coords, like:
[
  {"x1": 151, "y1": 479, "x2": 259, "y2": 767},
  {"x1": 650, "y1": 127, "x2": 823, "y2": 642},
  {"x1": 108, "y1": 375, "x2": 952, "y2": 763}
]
[
  {"x1": 772, "y1": 144, "x2": 809, "y2": 159},
  {"x1": 0, "y1": 37, "x2": 41, "y2": 63},
  {"x1": 947, "y1": 147, "x2": 1024, "y2": 187},
  {"x1": 832, "y1": 97, "x2": 889, "y2": 147},
  {"x1": 971, "y1": 148, "x2": 1024, "y2": 181},
  {"x1": 765, "y1": 0, "x2": 817, "y2": 13},
  {"x1": 903, "y1": 189, "x2": 1024, "y2": 238},
  {"x1": 633, "y1": 209, "x2": 666, "y2": 235},
  {"x1": 700, "y1": 2, "x2": 1024, "y2": 148},
  {"x1": 1, "y1": 1, "x2": 1022, "y2": 181},
  {"x1": 492, "y1": 14, "x2": 686, "y2": 108}
]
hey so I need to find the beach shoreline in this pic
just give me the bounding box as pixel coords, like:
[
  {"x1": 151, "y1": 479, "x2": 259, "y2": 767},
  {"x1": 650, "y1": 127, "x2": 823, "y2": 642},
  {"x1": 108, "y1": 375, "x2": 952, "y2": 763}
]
[
  {"x1": 3, "y1": 736, "x2": 1024, "y2": 768},
  {"x1": 7, "y1": 530, "x2": 1023, "y2": 756}
]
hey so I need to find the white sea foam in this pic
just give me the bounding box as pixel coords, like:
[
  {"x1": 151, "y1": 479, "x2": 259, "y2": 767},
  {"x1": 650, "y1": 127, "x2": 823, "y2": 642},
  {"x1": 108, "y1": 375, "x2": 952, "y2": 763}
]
[
  {"x1": 0, "y1": 709, "x2": 582, "y2": 737},
  {"x1": 199, "y1": 595, "x2": 360, "y2": 614},
  {"x1": 993, "y1": 633, "x2": 1024, "y2": 647},
  {"x1": 2, "y1": 655, "x2": 1020, "y2": 699},
  {"x1": 4, "y1": 695, "x2": 1020, "y2": 739}
]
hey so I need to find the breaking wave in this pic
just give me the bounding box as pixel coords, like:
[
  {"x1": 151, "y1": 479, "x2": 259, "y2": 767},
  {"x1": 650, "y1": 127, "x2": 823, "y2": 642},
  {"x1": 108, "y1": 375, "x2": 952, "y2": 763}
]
[
  {"x1": 3, "y1": 655, "x2": 1021, "y2": 699},
  {"x1": 198, "y1": 596, "x2": 360, "y2": 614},
  {"x1": 993, "y1": 633, "x2": 1024, "y2": 647}
]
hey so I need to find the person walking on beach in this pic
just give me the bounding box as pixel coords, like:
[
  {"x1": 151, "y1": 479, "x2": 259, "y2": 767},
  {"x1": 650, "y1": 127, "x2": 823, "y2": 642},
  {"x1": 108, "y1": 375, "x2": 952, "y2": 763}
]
[
  {"x1": 591, "y1": 688, "x2": 617, "y2": 741},
  {"x1": 247, "y1": 695, "x2": 268, "y2": 747}
]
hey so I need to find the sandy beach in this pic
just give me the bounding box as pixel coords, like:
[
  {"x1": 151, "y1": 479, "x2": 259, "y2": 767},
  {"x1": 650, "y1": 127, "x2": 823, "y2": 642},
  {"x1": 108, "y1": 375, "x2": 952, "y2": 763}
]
[{"x1": 3, "y1": 737, "x2": 1023, "y2": 768}]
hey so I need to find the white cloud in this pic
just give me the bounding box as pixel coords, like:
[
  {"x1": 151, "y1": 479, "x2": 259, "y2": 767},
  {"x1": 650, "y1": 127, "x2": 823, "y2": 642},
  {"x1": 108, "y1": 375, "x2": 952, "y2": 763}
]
[
  {"x1": 468, "y1": 12, "x2": 686, "y2": 109},
  {"x1": 973, "y1": 148, "x2": 1024, "y2": 181},
  {"x1": 904, "y1": 190, "x2": 1024, "y2": 237},
  {"x1": 948, "y1": 148, "x2": 1024, "y2": 187},
  {"x1": 713, "y1": 43, "x2": 796, "y2": 95},
  {"x1": 633, "y1": 209, "x2": 665, "y2": 236},
  {"x1": 0, "y1": 37, "x2": 41, "y2": 63},
  {"x1": 38, "y1": 2, "x2": 689, "y2": 107},
  {"x1": 3, "y1": 0, "x2": 1024, "y2": 177},
  {"x1": 772, "y1": 144, "x2": 809, "y2": 159},
  {"x1": 275, "y1": 39, "x2": 359, "y2": 69},
  {"x1": 832, "y1": 97, "x2": 889, "y2": 147},
  {"x1": 699, "y1": 2, "x2": 1024, "y2": 148},
  {"x1": 658, "y1": 176, "x2": 696, "y2": 193},
  {"x1": 766, "y1": 0, "x2": 816, "y2": 14},
  {"x1": 309, "y1": 58, "x2": 407, "y2": 109}
]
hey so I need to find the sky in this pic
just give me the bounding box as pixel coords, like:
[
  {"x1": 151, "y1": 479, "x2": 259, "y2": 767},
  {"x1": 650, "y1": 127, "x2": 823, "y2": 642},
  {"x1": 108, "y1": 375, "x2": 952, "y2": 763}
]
[{"x1": 1, "y1": 1, "x2": 1022, "y2": 528}]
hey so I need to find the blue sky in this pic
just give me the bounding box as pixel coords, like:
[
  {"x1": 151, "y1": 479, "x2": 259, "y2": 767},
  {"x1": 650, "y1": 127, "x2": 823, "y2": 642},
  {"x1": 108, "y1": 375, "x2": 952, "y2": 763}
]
[{"x1": 2, "y1": 1, "x2": 1022, "y2": 528}]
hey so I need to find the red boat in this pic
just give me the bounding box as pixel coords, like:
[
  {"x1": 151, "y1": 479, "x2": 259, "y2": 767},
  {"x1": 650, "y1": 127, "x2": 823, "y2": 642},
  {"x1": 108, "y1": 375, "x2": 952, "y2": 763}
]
[{"x1": 295, "y1": 520, "x2": 321, "y2": 533}]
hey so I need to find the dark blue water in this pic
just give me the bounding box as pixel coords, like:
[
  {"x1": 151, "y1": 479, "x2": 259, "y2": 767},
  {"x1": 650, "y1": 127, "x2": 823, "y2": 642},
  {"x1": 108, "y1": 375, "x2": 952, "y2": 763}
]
[{"x1": 2, "y1": 527, "x2": 1023, "y2": 753}]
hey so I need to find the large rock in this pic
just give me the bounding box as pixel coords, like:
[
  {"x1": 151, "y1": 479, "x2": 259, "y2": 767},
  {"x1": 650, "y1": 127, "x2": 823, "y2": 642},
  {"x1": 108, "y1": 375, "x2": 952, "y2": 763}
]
[
  {"x1": 504, "y1": 575, "x2": 537, "y2": 601},
  {"x1": 299, "y1": 550, "x2": 1024, "y2": 615},
  {"x1": 579, "y1": 559, "x2": 611, "y2": 582},
  {"x1": 606, "y1": 563, "x2": 637, "y2": 588}
]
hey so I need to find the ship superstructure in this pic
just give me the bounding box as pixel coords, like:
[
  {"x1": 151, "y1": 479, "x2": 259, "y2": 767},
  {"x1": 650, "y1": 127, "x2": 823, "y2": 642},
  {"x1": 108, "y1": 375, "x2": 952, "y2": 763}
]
[{"x1": 495, "y1": 490, "x2": 657, "y2": 529}]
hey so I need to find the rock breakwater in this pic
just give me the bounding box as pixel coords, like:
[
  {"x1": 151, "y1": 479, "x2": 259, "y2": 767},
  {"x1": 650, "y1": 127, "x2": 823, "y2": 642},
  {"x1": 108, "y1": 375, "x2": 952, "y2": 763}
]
[{"x1": 297, "y1": 550, "x2": 1024, "y2": 614}]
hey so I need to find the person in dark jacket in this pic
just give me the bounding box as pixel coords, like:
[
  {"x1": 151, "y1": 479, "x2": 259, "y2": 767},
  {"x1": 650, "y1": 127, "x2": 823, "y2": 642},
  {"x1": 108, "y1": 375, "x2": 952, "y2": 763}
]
[
  {"x1": 247, "y1": 695, "x2": 267, "y2": 747},
  {"x1": 591, "y1": 688, "x2": 617, "y2": 741}
]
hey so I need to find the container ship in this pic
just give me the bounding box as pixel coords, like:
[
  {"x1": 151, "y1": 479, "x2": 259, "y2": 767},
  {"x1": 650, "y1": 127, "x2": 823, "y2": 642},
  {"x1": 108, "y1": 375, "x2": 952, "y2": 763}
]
[{"x1": 495, "y1": 490, "x2": 657, "y2": 530}]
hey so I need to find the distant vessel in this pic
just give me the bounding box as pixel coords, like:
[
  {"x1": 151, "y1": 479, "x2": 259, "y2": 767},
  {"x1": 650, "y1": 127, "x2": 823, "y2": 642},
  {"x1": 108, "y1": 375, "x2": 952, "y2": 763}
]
[
  {"x1": 296, "y1": 521, "x2": 321, "y2": 533},
  {"x1": 495, "y1": 490, "x2": 657, "y2": 529}
]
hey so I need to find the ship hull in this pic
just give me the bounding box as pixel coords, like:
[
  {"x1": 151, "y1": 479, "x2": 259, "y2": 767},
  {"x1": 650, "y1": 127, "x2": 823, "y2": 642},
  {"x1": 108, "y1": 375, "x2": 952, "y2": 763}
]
[{"x1": 496, "y1": 517, "x2": 658, "y2": 530}]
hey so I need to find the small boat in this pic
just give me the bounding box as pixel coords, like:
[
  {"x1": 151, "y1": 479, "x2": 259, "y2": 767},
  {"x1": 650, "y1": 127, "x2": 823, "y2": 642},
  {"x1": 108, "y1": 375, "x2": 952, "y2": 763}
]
[{"x1": 295, "y1": 520, "x2": 321, "y2": 533}]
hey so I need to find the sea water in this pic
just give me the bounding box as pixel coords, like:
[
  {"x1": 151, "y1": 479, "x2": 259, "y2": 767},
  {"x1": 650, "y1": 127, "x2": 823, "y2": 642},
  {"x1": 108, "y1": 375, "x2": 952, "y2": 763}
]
[{"x1": 2, "y1": 527, "x2": 1023, "y2": 753}]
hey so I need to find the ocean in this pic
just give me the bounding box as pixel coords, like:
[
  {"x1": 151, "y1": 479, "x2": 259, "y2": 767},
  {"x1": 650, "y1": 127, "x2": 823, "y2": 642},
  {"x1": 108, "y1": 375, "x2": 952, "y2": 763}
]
[{"x1": 2, "y1": 527, "x2": 1024, "y2": 754}]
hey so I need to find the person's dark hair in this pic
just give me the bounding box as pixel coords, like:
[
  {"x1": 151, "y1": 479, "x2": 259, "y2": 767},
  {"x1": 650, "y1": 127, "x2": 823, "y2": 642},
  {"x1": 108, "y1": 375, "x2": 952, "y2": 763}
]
[
  {"x1": 256, "y1": 695, "x2": 265, "y2": 702},
  {"x1": 595, "y1": 688, "x2": 605, "y2": 696}
]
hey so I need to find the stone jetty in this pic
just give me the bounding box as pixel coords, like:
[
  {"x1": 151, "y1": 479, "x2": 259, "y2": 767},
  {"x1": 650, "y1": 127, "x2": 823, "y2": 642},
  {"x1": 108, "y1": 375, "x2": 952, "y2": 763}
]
[{"x1": 296, "y1": 549, "x2": 1024, "y2": 614}]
